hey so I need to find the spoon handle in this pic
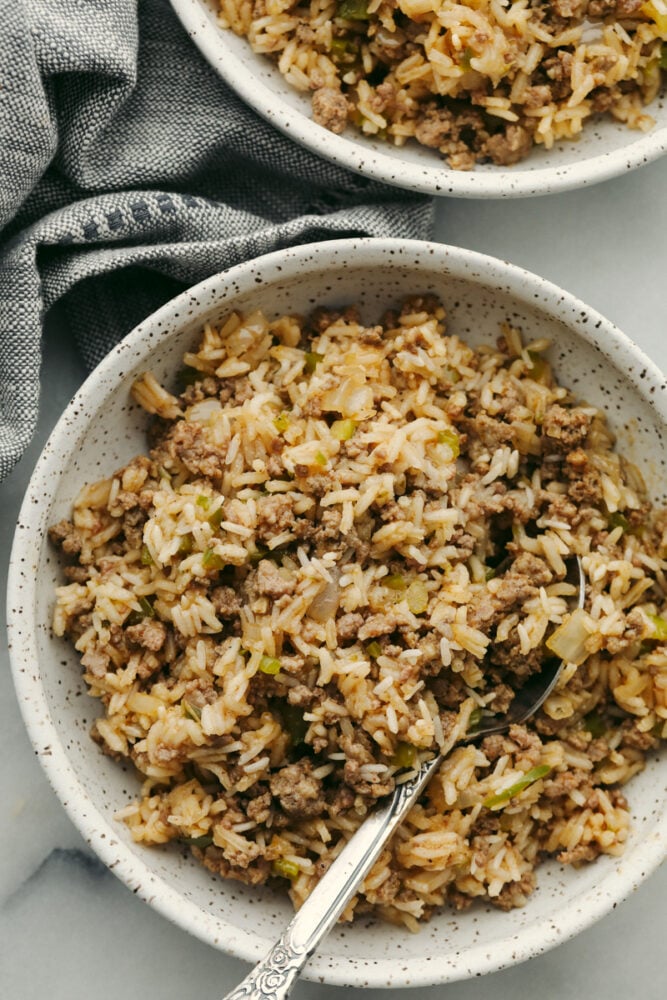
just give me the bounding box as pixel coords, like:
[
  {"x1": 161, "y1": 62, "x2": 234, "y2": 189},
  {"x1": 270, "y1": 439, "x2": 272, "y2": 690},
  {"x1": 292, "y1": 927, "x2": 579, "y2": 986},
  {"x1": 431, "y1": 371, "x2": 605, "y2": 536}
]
[{"x1": 222, "y1": 754, "x2": 442, "y2": 1000}]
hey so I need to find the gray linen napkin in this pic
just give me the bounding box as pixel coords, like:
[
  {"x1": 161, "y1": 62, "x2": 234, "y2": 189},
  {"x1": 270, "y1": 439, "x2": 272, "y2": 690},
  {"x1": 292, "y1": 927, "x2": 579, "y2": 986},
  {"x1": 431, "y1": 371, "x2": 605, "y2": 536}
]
[{"x1": 0, "y1": 0, "x2": 434, "y2": 480}]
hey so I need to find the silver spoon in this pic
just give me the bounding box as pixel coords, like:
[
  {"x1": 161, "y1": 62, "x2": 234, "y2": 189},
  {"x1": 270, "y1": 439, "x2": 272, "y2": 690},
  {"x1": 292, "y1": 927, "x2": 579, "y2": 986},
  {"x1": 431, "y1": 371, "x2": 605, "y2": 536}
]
[{"x1": 223, "y1": 556, "x2": 585, "y2": 1000}]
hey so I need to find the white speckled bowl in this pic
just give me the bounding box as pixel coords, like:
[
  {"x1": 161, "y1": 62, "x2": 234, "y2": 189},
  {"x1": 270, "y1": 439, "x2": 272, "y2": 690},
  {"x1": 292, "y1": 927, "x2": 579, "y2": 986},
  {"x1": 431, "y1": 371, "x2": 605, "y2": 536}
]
[
  {"x1": 170, "y1": 0, "x2": 667, "y2": 198},
  {"x1": 8, "y1": 239, "x2": 667, "y2": 988}
]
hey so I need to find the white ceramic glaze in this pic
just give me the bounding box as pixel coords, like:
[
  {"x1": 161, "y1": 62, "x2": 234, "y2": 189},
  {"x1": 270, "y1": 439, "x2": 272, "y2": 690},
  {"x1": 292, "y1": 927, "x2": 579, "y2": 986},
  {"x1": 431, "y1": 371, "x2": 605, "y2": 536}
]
[
  {"x1": 7, "y1": 239, "x2": 667, "y2": 988},
  {"x1": 169, "y1": 0, "x2": 667, "y2": 198}
]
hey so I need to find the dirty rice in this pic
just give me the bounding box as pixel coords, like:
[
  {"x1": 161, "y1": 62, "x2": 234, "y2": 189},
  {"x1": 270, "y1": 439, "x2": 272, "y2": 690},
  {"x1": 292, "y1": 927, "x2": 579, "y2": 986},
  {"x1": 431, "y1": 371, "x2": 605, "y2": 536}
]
[
  {"x1": 51, "y1": 296, "x2": 667, "y2": 927},
  {"x1": 218, "y1": 0, "x2": 667, "y2": 168}
]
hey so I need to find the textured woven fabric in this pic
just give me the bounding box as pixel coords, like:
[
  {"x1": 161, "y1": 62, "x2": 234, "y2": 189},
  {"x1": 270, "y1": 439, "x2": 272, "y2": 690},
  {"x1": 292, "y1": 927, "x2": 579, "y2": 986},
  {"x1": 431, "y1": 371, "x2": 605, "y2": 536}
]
[{"x1": 0, "y1": 0, "x2": 433, "y2": 480}]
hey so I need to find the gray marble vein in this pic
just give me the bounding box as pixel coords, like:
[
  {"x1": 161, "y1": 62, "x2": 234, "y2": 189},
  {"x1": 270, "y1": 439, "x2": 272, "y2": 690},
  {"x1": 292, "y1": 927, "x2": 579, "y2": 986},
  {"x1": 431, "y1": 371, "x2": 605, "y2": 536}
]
[{"x1": 4, "y1": 848, "x2": 109, "y2": 910}]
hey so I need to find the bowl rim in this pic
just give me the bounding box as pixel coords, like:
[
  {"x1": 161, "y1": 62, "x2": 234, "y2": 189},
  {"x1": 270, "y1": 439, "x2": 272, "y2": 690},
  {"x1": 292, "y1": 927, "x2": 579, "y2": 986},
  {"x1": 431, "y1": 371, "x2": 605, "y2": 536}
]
[
  {"x1": 7, "y1": 237, "x2": 667, "y2": 988},
  {"x1": 169, "y1": 0, "x2": 667, "y2": 199}
]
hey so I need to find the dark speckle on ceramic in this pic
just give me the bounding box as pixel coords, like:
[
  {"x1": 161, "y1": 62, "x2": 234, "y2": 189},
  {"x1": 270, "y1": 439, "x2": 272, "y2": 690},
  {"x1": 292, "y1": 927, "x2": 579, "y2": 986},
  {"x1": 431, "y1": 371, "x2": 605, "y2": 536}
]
[
  {"x1": 167, "y1": 0, "x2": 667, "y2": 198},
  {"x1": 6, "y1": 239, "x2": 667, "y2": 989}
]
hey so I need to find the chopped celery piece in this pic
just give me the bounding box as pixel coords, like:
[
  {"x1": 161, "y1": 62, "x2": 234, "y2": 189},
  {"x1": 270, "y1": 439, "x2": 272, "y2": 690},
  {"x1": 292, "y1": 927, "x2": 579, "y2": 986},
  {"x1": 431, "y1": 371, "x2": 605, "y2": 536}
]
[
  {"x1": 648, "y1": 613, "x2": 667, "y2": 642},
  {"x1": 186, "y1": 834, "x2": 213, "y2": 848},
  {"x1": 384, "y1": 573, "x2": 406, "y2": 590},
  {"x1": 272, "y1": 858, "x2": 300, "y2": 879},
  {"x1": 406, "y1": 579, "x2": 429, "y2": 615},
  {"x1": 140, "y1": 544, "x2": 154, "y2": 566},
  {"x1": 468, "y1": 706, "x2": 483, "y2": 731},
  {"x1": 330, "y1": 36, "x2": 349, "y2": 58},
  {"x1": 330, "y1": 35, "x2": 359, "y2": 64},
  {"x1": 484, "y1": 566, "x2": 497, "y2": 581},
  {"x1": 661, "y1": 45, "x2": 667, "y2": 69},
  {"x1": 366, "y1": 640, "x2": 382, "y2": 659},
  {"x1": 315, "y1": 450, "x2": 327, "y2": 466},
  {"x1": 208, "y1": 506, "x2": 224, "y2": 529},
  {"x1": 196, "y1": 494, "x2": 211, "y2": 510},
  {"x1": 178, "y1": 366, "x2": 201, "y2": 387},
  {"x1": 202, "y1": 548, "x2": 225, "y2": 570},
  {"x1": 332, "y1": 418, "x2": 357, "y2": 441},
  {"x1": 483, "y1": 764, "x2": 551, "y2": 809},
  {"x1": 126, "y1": 595, "x2": 155, "y2": 625},
  {"x1": 437, "y1": 428, "x2": 460, "y2": 458},
  {"x1": 279, "y1": 702, "x2": 308, "y2": 745},
  {"x1": 137, "y1": 596, "x2": 155, "y2": 618},
  {"x1": 338, "y1": 0, "x2": 369, "y2": 18},
  {"x1": 608, "y1": 511, "x2": 630, "y2": 533},
  {"x1": 391, "y1": 741, "x2": 416, "y2": 768},
  {"x1": 527, "y1": 351, "x2": 550, "y2": 384},
  {"x1": 273, "y1": 411, "x2": 290, "y2": 433},
  {"x1": 259, "y1": 655, "x2": 281, "y2": 675},
  {"x1": 182, "y1": 699, "x2": 202, "y2": 722},
  {"x1": 583, "y1": 711, "x2": 606, "y2": 738},
  {"x1": 304, "y1": 351, "x2": 324, "y2": 373},
  {"x1": 178, "y1": 533, "x2": 193, "y2": 555}
]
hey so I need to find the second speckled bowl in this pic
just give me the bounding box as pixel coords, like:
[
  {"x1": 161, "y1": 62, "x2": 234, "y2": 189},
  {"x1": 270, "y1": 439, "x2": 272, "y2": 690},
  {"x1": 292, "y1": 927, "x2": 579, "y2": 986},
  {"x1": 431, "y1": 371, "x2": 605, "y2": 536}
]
[
  {"x1": 170, "y1": 0, "x2": 667, "y2": 198},
  {"x1": 8, "y1": 239, "x2": 667, "y2": 988}
]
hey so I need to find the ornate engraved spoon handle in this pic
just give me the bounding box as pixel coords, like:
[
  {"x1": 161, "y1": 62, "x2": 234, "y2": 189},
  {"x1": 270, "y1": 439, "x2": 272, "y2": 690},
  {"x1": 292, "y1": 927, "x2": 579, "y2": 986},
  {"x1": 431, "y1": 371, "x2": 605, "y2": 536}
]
[{"x1": 222, "y1": 754, "x2": 443, "y2": 1000}]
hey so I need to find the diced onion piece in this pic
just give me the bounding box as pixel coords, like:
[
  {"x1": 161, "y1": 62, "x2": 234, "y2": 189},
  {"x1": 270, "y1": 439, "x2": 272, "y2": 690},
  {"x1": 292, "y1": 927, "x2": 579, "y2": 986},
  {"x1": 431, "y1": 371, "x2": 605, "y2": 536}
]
[
  {"x1": 185, "y1": 397, "x2": 222, "y2": 423},
  {"x1": 307, "y1": 573, "x2": 341, "y2": 623},
  {"x1": 321, "y1": 374, "x2": 374, "y2": 419},
  {"x1": 545, "y1": 608, "x2": 594, "y2": 665},
  {"x1": 132, "y1": 372, "x2": 183, "y2": 420},
  {"x1": 126, "y1": 691, "x2": 162, "y2": 716},
  {"x1": 406, "y1": 579, "x2": 429, "y2": 615}
]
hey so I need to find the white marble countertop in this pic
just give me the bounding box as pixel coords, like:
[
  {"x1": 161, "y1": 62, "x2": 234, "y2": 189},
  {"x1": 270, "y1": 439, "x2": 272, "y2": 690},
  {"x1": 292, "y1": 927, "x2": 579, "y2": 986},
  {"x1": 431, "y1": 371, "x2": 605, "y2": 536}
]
[{"x1": 2, "y1": 160, "x2": 666, "y2": 999}]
